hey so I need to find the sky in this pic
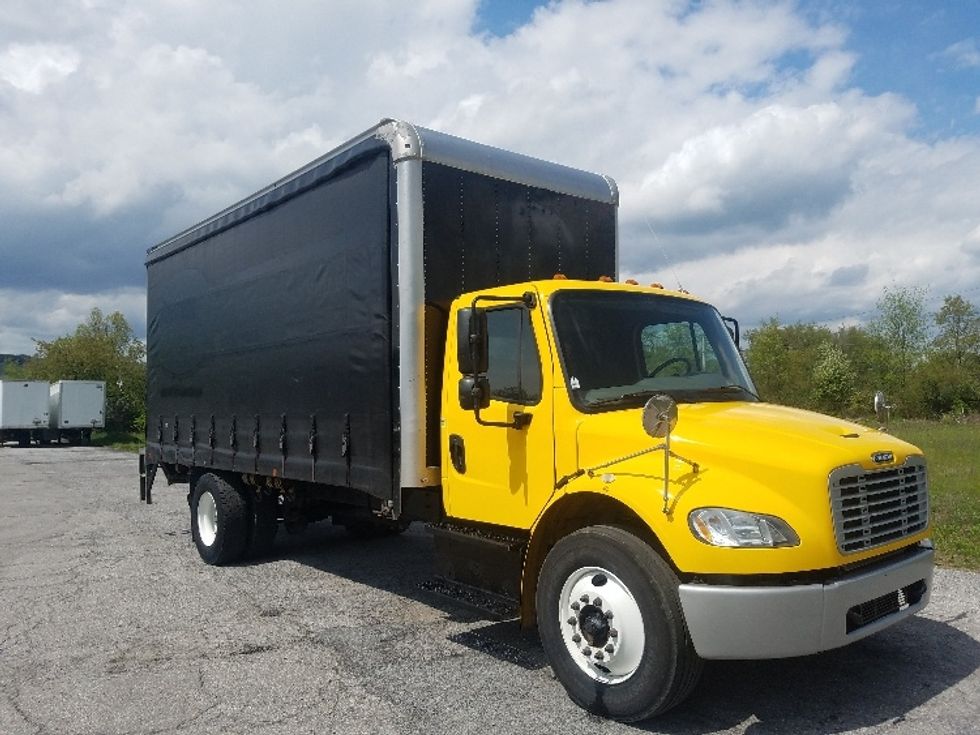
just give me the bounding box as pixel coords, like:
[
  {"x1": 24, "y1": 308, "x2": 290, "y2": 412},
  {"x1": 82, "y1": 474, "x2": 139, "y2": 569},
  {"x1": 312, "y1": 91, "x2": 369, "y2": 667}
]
[{"x1": 0, "y1": 0, "x2": 978, "y2": 354}]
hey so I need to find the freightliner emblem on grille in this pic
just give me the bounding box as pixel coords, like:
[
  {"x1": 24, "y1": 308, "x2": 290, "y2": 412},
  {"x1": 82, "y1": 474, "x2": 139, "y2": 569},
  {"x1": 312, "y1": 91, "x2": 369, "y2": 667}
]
[{"x1": 871, "y1": 451, "x2": 895, "y2": 464}]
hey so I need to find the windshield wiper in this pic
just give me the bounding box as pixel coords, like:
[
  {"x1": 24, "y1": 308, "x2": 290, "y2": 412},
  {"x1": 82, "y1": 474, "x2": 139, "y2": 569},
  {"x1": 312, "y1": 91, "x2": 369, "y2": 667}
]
[
  {"x1": 701, "y1": 384, "x2": 760, "y2": 401},
  {"x1": 588, "y1": 389, "x2": 658, "y2": 408}
]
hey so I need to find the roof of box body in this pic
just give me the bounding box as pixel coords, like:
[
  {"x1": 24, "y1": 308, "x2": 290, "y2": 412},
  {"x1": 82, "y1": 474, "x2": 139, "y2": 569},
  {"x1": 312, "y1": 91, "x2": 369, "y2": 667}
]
[{"x1": 145, "y1": 119, "x2": 619, "y2": 265}]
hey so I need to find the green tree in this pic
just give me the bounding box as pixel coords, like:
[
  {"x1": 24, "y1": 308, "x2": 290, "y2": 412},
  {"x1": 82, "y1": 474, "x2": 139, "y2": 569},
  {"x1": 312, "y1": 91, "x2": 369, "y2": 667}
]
[
  {"x1": 869, "y1": 286, "x2": 928, "y2": 394},
  {"x1": 745, "y1": 319, "x2": 834, "y2": 409},
  {"x1": 22, "y1": 309, "x2": 146, "y2": 431},
  {"x1": 811, "y1": 342, "x2": 856, "y2": 416},
  {"x1": 933, "y1": 294, "x2": 980, "y2": 366},
  {"x1": 909, "y1": 353, "x2": 980, "y2": 417},
  {"x1": 833, "y1": 325, "x2": 890, "y2": 414},
  {"x1": 906, "y1": 294, "x2": 980, "y2": 417}
]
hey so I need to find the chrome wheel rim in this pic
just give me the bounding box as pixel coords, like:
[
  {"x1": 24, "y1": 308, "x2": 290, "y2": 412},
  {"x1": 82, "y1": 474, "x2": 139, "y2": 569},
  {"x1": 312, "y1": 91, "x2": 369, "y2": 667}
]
[
  {"x1": 197, "y1": 490, "x2": 218, "y2": 547},
  {"x1": 558, "y1": 566, "x2": 644, "y2": 683}
]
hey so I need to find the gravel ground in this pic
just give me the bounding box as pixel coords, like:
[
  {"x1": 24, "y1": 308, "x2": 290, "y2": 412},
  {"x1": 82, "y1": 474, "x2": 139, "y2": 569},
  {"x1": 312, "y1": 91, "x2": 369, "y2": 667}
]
[{"x1": 0, "y1": 446, "x2": 977, "y2": 735}]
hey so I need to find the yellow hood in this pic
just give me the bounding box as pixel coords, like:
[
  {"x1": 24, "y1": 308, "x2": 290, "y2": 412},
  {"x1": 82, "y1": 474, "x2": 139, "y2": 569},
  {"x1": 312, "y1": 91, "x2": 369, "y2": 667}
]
[{"x1": 574, "y1": 401, "x2": 921, "y2": 480}]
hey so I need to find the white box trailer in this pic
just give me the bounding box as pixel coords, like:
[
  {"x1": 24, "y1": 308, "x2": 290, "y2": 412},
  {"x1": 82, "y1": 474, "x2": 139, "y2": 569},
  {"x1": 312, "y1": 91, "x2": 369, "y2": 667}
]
[
  {"x1": 48, "y1": 380, "x2": 105, "y2": 443},
  {"x1": 0, "y1": 380, "x2": 50, "y2": 445}
]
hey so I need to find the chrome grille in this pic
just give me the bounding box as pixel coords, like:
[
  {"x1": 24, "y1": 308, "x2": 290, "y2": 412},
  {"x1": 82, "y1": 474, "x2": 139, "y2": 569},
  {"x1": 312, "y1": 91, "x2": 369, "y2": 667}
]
[{"x1": 829, "y1": 457, "x2": 928, "y2": 554}]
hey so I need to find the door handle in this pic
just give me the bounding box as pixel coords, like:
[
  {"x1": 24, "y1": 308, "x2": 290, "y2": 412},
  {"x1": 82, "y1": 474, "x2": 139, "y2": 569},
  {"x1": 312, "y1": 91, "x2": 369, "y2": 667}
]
[{"x1": 449, "y1": 434, "x2": 466, "y2": 474}]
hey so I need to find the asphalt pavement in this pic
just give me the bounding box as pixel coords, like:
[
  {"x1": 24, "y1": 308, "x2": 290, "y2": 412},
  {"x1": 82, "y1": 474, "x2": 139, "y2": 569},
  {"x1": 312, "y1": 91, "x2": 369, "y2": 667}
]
[{"x1": 0, "y1": 446, "x2": 977, "y2": 735}]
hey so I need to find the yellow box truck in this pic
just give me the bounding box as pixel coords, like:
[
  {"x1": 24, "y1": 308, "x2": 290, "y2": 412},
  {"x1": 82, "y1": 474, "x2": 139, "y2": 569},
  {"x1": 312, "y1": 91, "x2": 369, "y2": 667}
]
[{"x1": 142, "y1": 120, "x2": 932, "y2": 721}]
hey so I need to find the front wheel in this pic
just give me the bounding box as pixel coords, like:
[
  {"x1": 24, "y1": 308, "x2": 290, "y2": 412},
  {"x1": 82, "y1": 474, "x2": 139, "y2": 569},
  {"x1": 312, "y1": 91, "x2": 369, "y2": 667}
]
[
  {"x1": 191, "y1": 473, "x2": 248, "y2": 565},
  {"x1": 536, "y1": 525, "x2": 702, "y2": 722}
]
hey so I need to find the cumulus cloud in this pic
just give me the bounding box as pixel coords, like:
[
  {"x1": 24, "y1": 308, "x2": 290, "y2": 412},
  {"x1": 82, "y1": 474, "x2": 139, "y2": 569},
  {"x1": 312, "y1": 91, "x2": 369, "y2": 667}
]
[
  {"x1": 0, "y1": 287, "x2": 145, "y2": 354},
  {"x1": 0, "y1": 0, "x2": 979, "y2": 352},
  {"x1": 942, "y1": 38, "x2": 980, "y2": 69},
  {"x1": 0, "y1": 42, "x2": 79, "y2": 93},
  {"x1": 963, "y1": 225, "x2": 980, "y2": 260},
  {"x1": 638, "y1": 102, "x2": 897, "y2": 234}
]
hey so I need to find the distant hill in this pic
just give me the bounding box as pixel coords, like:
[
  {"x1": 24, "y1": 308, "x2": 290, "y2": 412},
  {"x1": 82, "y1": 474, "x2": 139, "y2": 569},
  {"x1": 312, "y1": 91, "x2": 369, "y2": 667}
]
[{"x1": 0, "y1": 354, "x2": 30, "y2": 376}]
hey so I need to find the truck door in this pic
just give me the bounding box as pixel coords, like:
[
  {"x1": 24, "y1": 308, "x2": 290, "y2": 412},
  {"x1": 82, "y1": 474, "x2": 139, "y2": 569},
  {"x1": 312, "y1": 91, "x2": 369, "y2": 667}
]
[{"x1": 442, "y1": 300, "x2": 555, "y2": 530}]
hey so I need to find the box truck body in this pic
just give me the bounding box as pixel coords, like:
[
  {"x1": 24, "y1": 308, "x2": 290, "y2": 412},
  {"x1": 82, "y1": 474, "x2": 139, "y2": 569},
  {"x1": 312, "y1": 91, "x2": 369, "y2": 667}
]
[
  {"x1": 0, "y1": 381, "x2": 50, "y2": 440},
  {"x1": 141, "y1": 120, "x2": 932, "y2": 722},
  {"x1": 49, "y1": 380, "x2": 106, "y2": 442},
  {"x1": 144, "y1": 120, "x2": 617, "y2": 510}
]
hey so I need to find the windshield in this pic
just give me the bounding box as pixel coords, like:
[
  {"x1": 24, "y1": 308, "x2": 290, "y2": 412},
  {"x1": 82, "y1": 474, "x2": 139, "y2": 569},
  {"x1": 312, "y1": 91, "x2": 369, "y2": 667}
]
[{"x1": 550, "y1": 290, "x2": 758, "y2": 411}]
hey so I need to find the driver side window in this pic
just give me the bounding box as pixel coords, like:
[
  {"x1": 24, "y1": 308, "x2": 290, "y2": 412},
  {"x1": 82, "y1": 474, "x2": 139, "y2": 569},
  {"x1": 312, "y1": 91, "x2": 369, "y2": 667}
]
[{"x1": 485, "y1": 307, "x2": 542, "y2": 404}]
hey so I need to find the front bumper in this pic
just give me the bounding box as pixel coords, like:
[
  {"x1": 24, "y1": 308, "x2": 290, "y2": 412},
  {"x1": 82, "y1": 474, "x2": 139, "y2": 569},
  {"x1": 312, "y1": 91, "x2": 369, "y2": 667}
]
[{"x1": 678, "y1": 544, "x2": 934, "y2": 659}]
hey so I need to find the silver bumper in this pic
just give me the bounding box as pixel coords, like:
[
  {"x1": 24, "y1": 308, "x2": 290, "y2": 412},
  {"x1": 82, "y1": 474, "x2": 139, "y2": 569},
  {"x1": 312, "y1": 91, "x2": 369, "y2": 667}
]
[{"x1": 678, "y1": 544, "x2": 934, "y2": 660}]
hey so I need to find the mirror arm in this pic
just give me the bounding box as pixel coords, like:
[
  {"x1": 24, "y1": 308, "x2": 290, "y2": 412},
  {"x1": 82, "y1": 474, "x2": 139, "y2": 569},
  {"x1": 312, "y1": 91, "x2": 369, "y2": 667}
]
[
  {"x1": 470, "y1": 291, "x2": 537, "y2": 310},
  {"x1": 474, "y1": 406, "x2": 532, "y2": 431}
]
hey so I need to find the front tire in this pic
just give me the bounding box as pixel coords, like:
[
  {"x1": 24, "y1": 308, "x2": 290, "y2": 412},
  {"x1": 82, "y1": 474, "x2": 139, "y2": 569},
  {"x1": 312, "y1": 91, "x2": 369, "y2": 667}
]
[
  {"x1": 191, "y1": 473, "x2": 248, "y2": 565},
  {"x1": 536, "y1": 525, "x2": 702, "y2": 722}
]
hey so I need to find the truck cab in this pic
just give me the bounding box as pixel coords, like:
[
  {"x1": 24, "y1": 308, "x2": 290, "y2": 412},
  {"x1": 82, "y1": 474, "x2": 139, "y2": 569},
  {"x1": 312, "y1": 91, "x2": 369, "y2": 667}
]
[{"x1": 441, "y1": 277, "x2": 932, "y2": 720}]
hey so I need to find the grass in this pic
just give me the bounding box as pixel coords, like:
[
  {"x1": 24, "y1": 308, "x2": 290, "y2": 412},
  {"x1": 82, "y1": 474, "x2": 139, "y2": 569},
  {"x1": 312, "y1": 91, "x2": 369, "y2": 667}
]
[
  {"x1": 90, "y1": 430, "x2": 144, "y2": 453},
  {"x1": 887, "y1": 419, "x2": 980, "y2": 571}
]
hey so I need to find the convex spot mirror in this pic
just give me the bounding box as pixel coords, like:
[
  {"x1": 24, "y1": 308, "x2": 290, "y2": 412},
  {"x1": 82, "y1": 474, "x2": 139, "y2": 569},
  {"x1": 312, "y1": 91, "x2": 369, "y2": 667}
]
[
  {"x1": 642, "y1": 394, "x2": 678, "y2": 439},
  {"x1": 457, "y1": 307, "x2": 488, "y2": 376},
  {"x1": 458, "y1": 375, "x2": 490, "y2": 411}
]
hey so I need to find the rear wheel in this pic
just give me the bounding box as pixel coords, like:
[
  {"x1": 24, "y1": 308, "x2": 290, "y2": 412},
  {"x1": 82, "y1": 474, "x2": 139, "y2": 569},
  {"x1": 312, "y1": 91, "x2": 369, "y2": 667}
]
[
  {"x1": 191, "y1": 473, "x2": 248, "y2": 565},
  {"x1": 536, "y1": 525, "x2": 702, "y2": 722}
]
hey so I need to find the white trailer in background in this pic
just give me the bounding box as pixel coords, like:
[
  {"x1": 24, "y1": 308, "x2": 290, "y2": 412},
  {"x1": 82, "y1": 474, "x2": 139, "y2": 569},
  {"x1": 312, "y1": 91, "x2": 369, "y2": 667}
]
[
  {"x1": 48, "y1": 380, "x2": 106, "y2": 444},
  {"x1": 0, "y1": 381, "x2": 50, "y2": 446}
]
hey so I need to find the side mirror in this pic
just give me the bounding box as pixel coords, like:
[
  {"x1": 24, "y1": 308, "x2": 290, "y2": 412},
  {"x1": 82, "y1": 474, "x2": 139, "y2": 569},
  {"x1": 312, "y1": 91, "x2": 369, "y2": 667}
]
[
  {"x1": 722, "y1": 316, "x2": 740, "y2": 348},
  {"x1": 874, "y1": 390, "x2": 890, "y2": 426},
  {"x1": 457, "y1": 307, "x2": 488, "y2": 376},
  {"x1": 458, "y1": 376, "x2": 491, "y2": 411}
]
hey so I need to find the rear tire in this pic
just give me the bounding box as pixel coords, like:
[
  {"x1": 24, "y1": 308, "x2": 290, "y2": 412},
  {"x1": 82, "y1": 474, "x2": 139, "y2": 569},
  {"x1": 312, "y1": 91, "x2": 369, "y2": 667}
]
[
  {"x1": 536, "y1": 525, "x2": 702, "y2": 722},
  {"x1": 191, "y1": 473, "x2": 248, "y2": 565}
]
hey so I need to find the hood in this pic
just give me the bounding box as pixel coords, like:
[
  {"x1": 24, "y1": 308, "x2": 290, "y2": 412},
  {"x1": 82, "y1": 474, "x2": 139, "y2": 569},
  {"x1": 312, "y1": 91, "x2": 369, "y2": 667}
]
[{"x1": 574, "y1": 401, "x2": 922, "y2": 480}]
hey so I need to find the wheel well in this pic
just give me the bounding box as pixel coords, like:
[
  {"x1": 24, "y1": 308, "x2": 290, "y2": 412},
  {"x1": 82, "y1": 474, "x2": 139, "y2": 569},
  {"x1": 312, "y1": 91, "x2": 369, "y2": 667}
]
[
  {"x1": 520, "y1": 492, "x2": 675, "y2": 628},
  {"x1": 187, "y1": 468, "x2": 240, "y2": 506}
]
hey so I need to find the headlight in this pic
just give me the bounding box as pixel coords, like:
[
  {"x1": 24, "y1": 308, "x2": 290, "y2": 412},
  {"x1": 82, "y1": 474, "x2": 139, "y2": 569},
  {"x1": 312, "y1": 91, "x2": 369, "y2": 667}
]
[{"x1": 688, "y1": 507, "x2": 800, "y2": 548}]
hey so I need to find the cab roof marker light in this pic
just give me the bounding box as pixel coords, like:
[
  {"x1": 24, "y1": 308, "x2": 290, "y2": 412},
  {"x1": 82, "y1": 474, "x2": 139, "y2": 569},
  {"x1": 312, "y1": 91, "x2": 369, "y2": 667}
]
[
  {"x1": 598, "y1": 275, "x2": 613, "y2": 282},
  {"x1": 650, "y1": 282, "x2": 664, "y2": 289},
  {"x1": 553, "y1": 273, "x2": 567, "y2": 280},
  {"x1": 625, "y1": 279, "x2": 639, "y2": 285}
]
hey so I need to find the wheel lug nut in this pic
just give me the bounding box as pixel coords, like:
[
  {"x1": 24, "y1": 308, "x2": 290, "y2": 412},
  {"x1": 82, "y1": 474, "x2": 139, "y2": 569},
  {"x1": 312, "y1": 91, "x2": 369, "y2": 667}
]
[
  {"x1": 567, "y1": 616, "x2": 577, "y2": 626},
  {"x1": 604, "y1": 610, "x2": 614, "y2": 619},
  {"x1": 570, "y1": 602, "x2": 580, "y2": 611},
  {"x1": 610, "y1": 628, "x2": 619, "y2": 638},
  {"x1": 572, "y1": 634, "x2": 581, "y2": 643},
  {"x1": 593, "y1": 597, "x2": 602, "y2": 607},
  {"x1": 580, "y1": 594, "x2": 589, "y2": 603},
  {"x1": 604, "y1": 644, "x2": 615, "y2": 653},
  {"x1": 594, "y1": 651, "x2": 604, "y2": 661},
  {"x1": 582, "y1": 647, "x2": 592, "y2": 656}
]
